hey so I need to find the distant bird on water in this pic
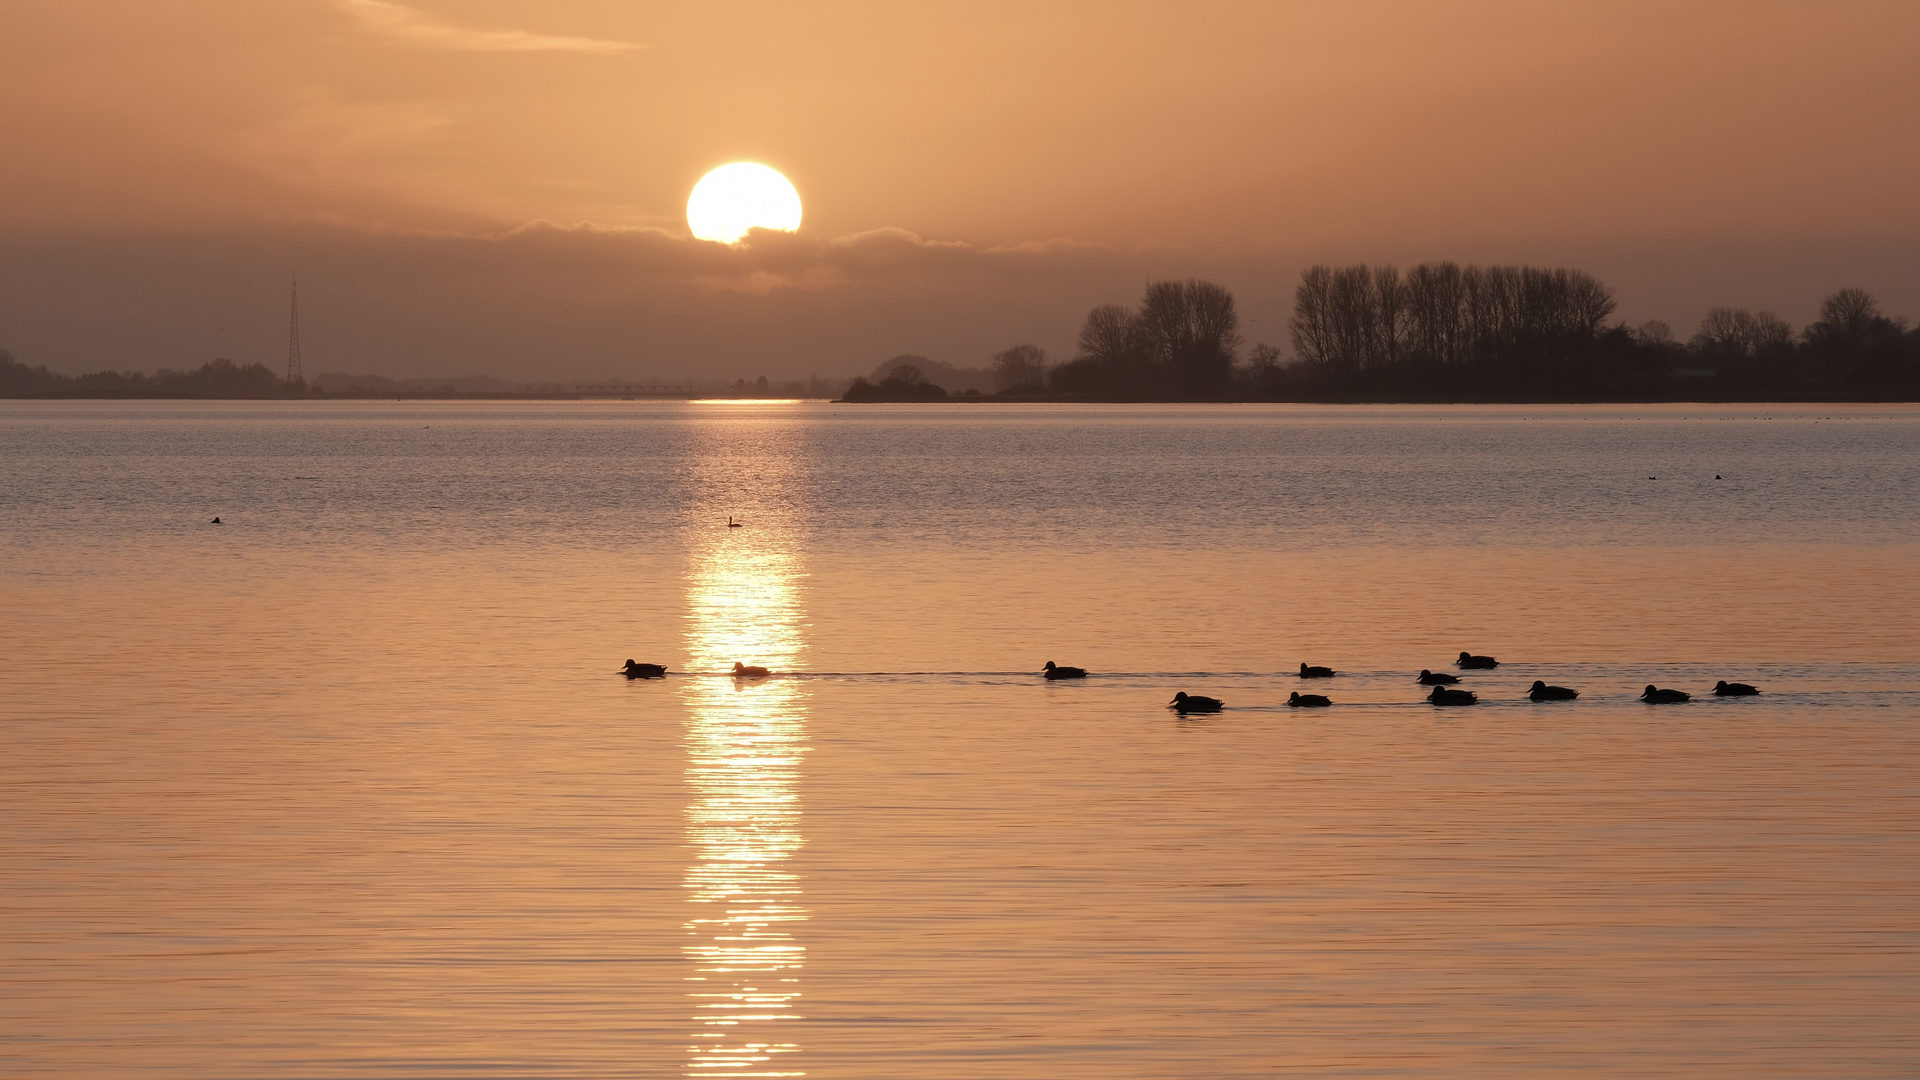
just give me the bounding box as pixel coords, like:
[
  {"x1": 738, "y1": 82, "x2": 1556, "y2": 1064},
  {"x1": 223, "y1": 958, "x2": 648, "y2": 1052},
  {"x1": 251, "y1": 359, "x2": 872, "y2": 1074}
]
[
  {"x1": 1288, "y1": 692, "x2": 1331, "y2": 708},
  {"x1": 728, "y1": 517, "x2": 743, "y2": 528},
  {"x1": 732, "y1": 662, "x2": 771, "y2": 678},
  {"x1": 1457, "y1": 651, "x2": 1499, "y2": 669},
  {"x1": 1042, "y1": 661, "x2": 1087, "y2": 680},
  {"x1": 1298, "y1": 662, "x2": 1335, "y2": 679},
  {"x1": 1713, "y1": 680, "x2": 1761, "y2": 696},
  {"x1": 620, "y1": 659, "x2": 667, "y2": 679},
  {"x1": 210, "y1": 517, "x2": 222, "y2": 524},
  {"x1": 1417, "y1": 669, "x2": 1460, "y2": 685},
  {"x1": 1528, "y1": 680, "x2": 1579, "y2": 701},
  {"x1": 1428, "y1": 685, "x2": 1478, "y2": 706},
  {"x1": 1168, "y1": 692, "x2": 1223, "y2": 713},
  {"x1": 1640, "y1": 684, "x2": 1691, "y2": 703}
]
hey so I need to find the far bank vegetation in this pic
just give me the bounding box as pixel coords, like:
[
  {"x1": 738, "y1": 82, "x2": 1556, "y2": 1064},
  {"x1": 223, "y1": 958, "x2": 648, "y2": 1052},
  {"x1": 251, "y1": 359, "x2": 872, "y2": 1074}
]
[{"x1": 874, "y1": 268, "x2": 1918, "y2": 402}]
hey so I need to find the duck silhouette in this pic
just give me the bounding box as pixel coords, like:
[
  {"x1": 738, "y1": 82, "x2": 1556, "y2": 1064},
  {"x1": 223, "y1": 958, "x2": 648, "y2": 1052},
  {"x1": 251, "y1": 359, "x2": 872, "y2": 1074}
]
[
  {"x1": 1528, "y1": 680, "x2": 1578, "y2": 701},
  {"x1": 1042, "y1": 661, "x2": 1087, "y2": 680},
  {"x1": 1287, "y1": 692, "x2": 1331, "y2": 708},
  {"x1": 1457, "y1": 651, "x2": 1499, "y2": 669},
  {"x1": 1713, "y1": 680, "x2": 1761, "y2": 696},
  {"x1": 620, "y1": 659, "x2": 667, "y2": 680},
  {"x1": 1298, "y1": 662, "x2": 1335, "y2": 679},
  {"x1": 1640, "y1": 684, "x2": 1690, "y2": 703},
  {"x1": 210, "y1": 517, "x2": 222, "y2": 524},
  {"x1": 1168, "y1": 691, "x2": 1223, "y2": 713},
  {"x1": 1428, "y1": 685, "x2": 1478, "y2": 706},
  {"x1": 732, "y1": 662, "x2": 771, "y2": 679},
  {"x1": 1417, "y1": 669, "x2": 1460, "y2": 685}
]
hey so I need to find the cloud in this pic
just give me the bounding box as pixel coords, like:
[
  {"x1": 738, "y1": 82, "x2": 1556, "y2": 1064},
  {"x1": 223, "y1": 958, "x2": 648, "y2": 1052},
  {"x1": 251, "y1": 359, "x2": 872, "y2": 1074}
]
[{"x1": 333, "y1": 0, "x2": 641, "y2": 54}]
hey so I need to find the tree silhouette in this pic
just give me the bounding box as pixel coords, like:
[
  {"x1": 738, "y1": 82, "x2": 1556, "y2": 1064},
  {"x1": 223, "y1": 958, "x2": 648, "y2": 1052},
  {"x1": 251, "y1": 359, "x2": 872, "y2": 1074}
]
[{"x1": 1136, "y1": 279, "x2": 1240, "y2": 395}]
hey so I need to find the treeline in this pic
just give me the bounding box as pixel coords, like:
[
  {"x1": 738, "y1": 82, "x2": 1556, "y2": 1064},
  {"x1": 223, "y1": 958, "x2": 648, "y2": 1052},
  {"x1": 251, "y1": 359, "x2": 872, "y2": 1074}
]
[
  {"x1": 961, "y1": 267, "x2": 1919, "y2": 401},
  {"x1": 1, "y1": 353, "x2": 304, "y2": 398}
]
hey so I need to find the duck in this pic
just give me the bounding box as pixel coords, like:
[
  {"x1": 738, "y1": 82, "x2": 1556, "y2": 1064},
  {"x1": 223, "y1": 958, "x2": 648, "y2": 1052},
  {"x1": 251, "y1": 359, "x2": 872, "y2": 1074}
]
[
  {"x1": 1417, "y1": 669, "x2": 1460, "y2": 685},
  {"x1": 728, "y1": 517, "x2": 743, "y2": 528},
  {"x1": 732, "y1": 662, "x2": 771, "y2": 679},
  {"x1": 210, "y1": 517, "x2": 222, "y2": 524},
  {"x1": 1168, "y1": 692, "x2": 1223, "y2": 713},
  {"x1": 1528, "y1": 680, "x2": 1578, "y2": 701},
  {"x1": 1287, "y1": 692, "x2": 1331, "y2": 708},
  {"x1": 1298, "y1": 662, "x2": 1335, "y2": 679},
  {"x1": 1428, "y1": 685, "x2": 1478, "y2": 706},
  {"x1": 1457, "y1": 651, "x2": 1499, "y2": 669},
  {"x1": 1640, "y1": 684, "x2": 1690, "y2": 703},
  {"x1": 1042, "y1": 661, "x2": 1087, "y2": 680},
  {"x1": 1713, "y1": 680, "x2": 1761, "y2": 696},
  {"x1": 620, "y1": 659, "x2": 667, "y2": 679}
]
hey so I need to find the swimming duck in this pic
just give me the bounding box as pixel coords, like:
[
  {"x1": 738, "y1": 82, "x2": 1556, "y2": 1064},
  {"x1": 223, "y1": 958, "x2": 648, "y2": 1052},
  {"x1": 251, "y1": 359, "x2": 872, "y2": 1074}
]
[
  {"x1": 1042, "y1": 661, "x2": 1087, "y2": 680},
  {"x1": 1428, "y1": 685, "x2": 1478, "y2": 705},
  {"x1": 1640, "y1": 684, "x2": 1690, "y2": 703},
  {"x1": 1298, "y1": 663, "x2": 1335, "y2": 679},
  {"x1": 1417, "y1": 669, "x2": 1460, "y2": 685},
  {"x1": 1287, "y1": 692, "x2": 1331, "y2": 708},
  {"x1": 1713, "y1": 680, "x2": 1760, "y2": 696},
  {"x1": 732, "y1": 662, "x2": 771, "y2": 679},
  {"x1": 620, "y1": 659, "x2": 667, "y2": 679},
  {"x1": 1457, "y1": 651, "x2": 1499, "y2": 669},
  {"x1": 1168, "y1": 692, "x2": 1223, "y2": 713},
  {"x1": 1528, "y1": 680, "x2": 1578, "y2": 701},
  {"x1": 210, "y1": 517, "x2": 222, "y2": 524},
  {"x1": 728, "y1": 517, "x2": 743, "y2": 528}
]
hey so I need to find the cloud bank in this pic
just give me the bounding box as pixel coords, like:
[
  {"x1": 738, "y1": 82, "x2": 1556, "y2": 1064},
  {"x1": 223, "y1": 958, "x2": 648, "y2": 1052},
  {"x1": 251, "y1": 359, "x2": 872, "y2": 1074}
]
[{"x1": 333, "y1": 0, "x2": 641, "y2": 54}]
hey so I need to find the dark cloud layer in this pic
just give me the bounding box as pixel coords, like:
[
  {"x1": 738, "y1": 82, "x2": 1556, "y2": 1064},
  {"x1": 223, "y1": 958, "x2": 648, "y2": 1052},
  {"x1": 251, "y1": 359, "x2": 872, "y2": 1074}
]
[{"x1": 3, "y1": 222, "x2": 1917, "y2": 383}]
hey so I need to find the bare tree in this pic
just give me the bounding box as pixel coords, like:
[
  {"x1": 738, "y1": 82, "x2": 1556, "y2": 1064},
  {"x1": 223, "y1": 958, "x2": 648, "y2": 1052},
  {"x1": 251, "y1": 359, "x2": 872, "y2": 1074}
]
[
  {"x1": 1248, "y1": 342, "x2": 1283, "y2": 374},
  {"x1": 989, "y1": 344, "x2": 1049, "y2": 391},
  {"x1": 1808, "y1": 287, "x2": 1882, "y2": 346},
  {"x1": 1633, "y1": 321, "x2": 1672, "y2": 348},
  {"x1": 1289, "y1": 266, "x2": 1338, "y2": 370},
  {"x1": 1137, "y1": 279, "x2": 1240, "y2": 394}
]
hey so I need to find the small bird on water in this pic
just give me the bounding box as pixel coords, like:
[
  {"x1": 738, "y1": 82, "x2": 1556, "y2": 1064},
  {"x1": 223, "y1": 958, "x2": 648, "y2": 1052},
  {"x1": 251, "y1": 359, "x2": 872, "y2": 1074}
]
[
  {"x1": 1428, "y1": 685, "x2": 1478, "y2": 706},
  {"x1": 1417, "y1": 669, "x2": 1460, "y2": 685},
  {"x1": 1713, "y1": 680, "x2": 1760, "y2": 696},
  {"x1": 1298, "y1": 662, "x2": 1335, "y2": 679},
  {"x1": 728, "y1": 517, "x2": 743, "y2": 528},
  {"x1": 1457, "y1": 651, "x2": 1499, "y2": 669},
  {"x1": 1042, "y1": 661, "x2": 1087, "y2": 680},
  {"x1": 1288, "y1": 691, "x2": 1331, "y2": 708},
  {"x1": 732, "y1": 661, "x2": 771, "y2": 678},
  {"x1": 1640, "y1": 684, "x2": 1691, "y2": 703},
  {"x1": 620, "y1": 659, "x2": 667, "y2": 679},
  {"x1": 1168, "y1": 692, "x2": 1223, "y2": 713},
  {"x1": 210, "y1": 517, "x2": 222, "y2": 524},
  {"x1": 1528, "y1": 680, "x2": 1579, "y2": 701}
]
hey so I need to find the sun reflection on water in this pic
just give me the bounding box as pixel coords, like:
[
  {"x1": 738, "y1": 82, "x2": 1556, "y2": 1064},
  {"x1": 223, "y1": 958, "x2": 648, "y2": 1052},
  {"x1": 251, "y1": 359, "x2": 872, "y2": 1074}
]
[{"x1": 681, "y1": 526, "x2": 809, "y2": 1077}]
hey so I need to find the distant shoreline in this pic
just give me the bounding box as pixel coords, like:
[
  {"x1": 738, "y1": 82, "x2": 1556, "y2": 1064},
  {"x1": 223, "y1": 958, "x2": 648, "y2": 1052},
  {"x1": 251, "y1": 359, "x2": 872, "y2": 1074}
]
[{"x1": 6, "y1": 390, "x2": 1916, "y2": 404}]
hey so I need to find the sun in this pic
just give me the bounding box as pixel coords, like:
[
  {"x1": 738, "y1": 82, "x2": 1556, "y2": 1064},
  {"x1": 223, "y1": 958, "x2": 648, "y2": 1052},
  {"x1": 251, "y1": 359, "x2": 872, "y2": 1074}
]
[{"x1": 686, "y1": 163, "x2": 802, "y2": 244}]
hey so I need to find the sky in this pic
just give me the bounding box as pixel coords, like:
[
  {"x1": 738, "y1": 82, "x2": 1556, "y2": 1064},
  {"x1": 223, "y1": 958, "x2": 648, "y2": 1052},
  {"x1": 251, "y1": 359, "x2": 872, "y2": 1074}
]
[{"x1": 2, "y1": 0, "x2": 1917, "y2": 383}]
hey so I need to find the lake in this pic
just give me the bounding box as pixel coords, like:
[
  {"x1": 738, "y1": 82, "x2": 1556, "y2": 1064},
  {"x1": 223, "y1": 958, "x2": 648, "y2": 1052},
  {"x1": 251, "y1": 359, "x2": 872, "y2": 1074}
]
[{"x1": 3, "y1": 400, "x2": 1917, "y2": 1078}]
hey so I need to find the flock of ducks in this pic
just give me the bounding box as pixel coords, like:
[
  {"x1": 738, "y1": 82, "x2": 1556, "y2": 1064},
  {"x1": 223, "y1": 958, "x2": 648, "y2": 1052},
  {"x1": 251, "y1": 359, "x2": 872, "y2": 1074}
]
[
  {"x1": 1142, "y1": 652, "x2": 1762, "y2": 712},
  {"x1": 621, "y1": 654, "x2": 1764, "y2": 713}
]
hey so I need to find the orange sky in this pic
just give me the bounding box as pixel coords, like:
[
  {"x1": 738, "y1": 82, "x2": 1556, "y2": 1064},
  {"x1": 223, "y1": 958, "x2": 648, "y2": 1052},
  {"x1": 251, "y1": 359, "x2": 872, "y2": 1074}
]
[{"x1": 2, "y1": 0, "x2": 1916, "y2": 381}]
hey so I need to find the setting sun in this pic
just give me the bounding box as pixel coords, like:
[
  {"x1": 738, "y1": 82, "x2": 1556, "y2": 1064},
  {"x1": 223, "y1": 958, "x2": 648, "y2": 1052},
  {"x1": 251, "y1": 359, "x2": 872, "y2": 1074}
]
[{"x1": 686, "y1": 162, "x2": 802, "y2": 244}]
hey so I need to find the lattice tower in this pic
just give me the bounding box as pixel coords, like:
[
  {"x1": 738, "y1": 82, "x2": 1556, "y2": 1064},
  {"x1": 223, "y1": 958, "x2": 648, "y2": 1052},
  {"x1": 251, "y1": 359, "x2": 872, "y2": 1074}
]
[{"x1": 286, "y1": 275, "x2": 303, "y2": 385}]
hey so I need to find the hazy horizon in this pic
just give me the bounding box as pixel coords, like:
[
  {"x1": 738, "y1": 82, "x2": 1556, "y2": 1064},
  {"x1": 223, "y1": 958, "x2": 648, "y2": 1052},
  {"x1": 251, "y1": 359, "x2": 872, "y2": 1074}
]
[{"x1": 2, "y1": 1, "x2": 1917, "y2": 382}]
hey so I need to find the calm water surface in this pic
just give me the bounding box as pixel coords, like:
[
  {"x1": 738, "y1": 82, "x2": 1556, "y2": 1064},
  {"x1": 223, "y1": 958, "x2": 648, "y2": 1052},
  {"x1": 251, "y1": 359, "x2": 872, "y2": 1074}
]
[{"x1": 3, "y1": 401, "x2": 1918, "y2": 1078}]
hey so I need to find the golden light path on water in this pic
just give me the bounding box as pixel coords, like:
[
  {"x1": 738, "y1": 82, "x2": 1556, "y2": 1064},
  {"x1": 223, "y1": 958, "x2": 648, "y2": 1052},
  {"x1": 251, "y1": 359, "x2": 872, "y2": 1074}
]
[{"x1": 679, "y1": 435, "x2": 810, "y2": 1078}]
